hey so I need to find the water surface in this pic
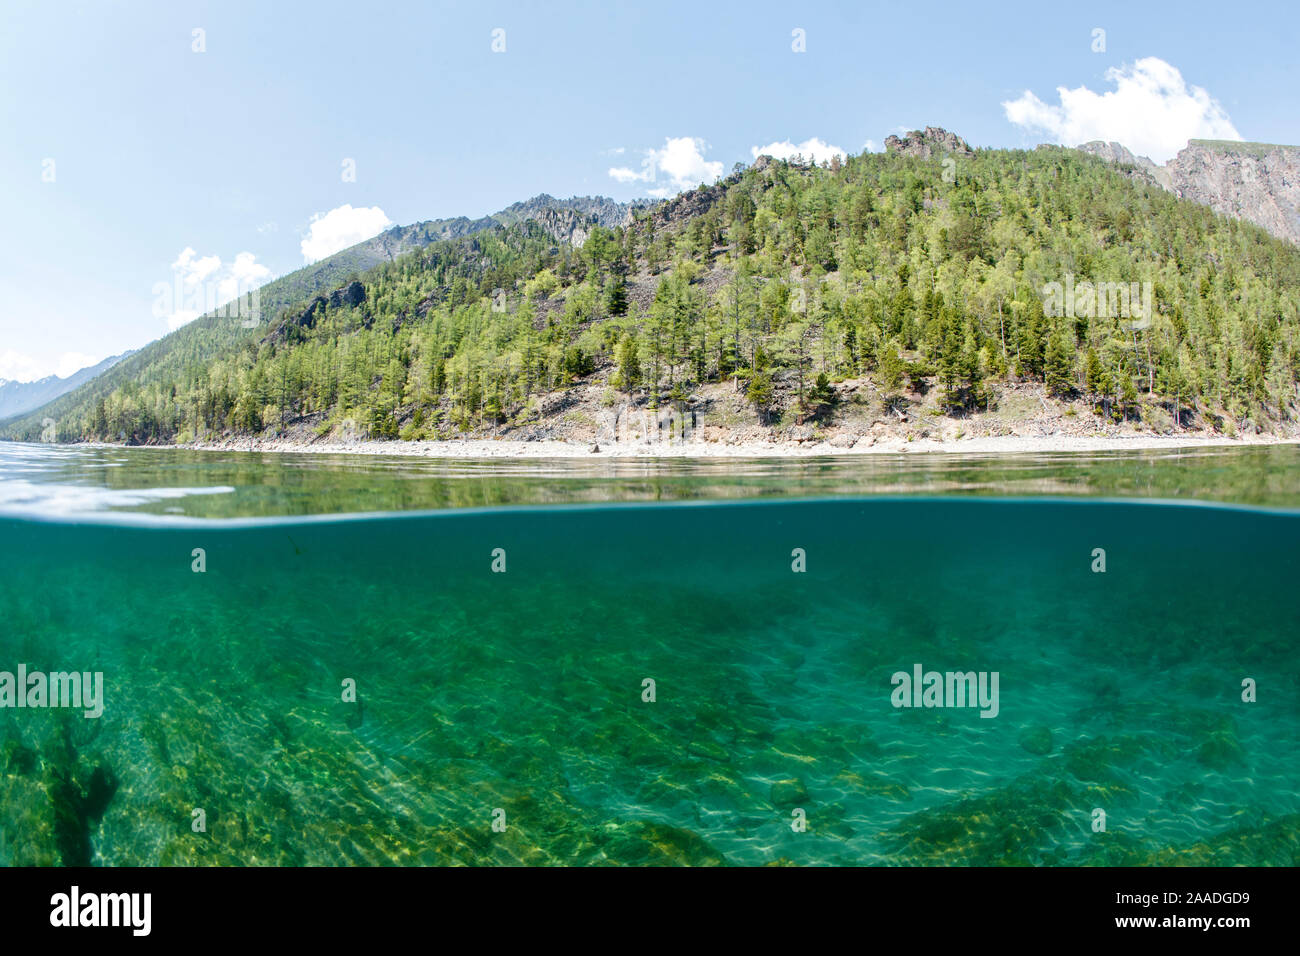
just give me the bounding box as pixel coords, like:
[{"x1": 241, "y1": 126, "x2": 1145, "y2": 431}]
[
  {"x1": 0, "y1": 442, "x2": 1297, "y2": 519},
  {"x1": 0, "y1": 442, "x2": 1296, "y2": 866}
]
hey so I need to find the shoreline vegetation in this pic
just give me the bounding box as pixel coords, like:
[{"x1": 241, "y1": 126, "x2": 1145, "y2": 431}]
[{"x1": 85, "y1": 432, "x2": 1299, "y2": 459}]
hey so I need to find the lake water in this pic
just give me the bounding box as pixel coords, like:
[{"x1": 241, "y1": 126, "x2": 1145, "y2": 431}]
[{"x1": 0, "y1": 441, "x2": 1296, "y2": 865}]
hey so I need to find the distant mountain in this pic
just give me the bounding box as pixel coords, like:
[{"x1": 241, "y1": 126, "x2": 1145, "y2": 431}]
[
  {"x1": 0, "y1": 194, "x2": 639, "y2": 438},
  {"x1": 1075, "y1": 139, "x2": 1300, "y2": 245},
  {"x1": 0, "y1": 351, "x2": 134, "y2": 420},
  {"x1": 491, "y1": 194, "x2": 644, "y2": 246},
  {"x1": 269, "y1": 194, "x2": 641, "y2": 306}
]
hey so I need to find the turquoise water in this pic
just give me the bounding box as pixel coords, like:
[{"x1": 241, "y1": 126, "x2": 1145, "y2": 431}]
[
  {"x1": 2, "y1": 442, "x2": 1300, "y2": 518},
  {"x1": 0, "y1": 443, "x2": 1297, "y2": 865}
]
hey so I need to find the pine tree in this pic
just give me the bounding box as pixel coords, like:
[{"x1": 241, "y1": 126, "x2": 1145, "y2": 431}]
[
  {"x1": 1045, "y1": 330, "x2": 1074, "y2": 398},
  {"x1": 613, "y1": 334, "x2": 641, "y2": 398},
  {"x1": 605, "y1": 274, "x2": 628, "y2": 317},
  {"x1": 746, "y1": 370, "x2": 774, "y2": 424}
]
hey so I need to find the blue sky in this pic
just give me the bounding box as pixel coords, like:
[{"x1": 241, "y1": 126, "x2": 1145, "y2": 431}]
[{"x1": 2, "y1": 0, "x2": 1297, "y2": 381}]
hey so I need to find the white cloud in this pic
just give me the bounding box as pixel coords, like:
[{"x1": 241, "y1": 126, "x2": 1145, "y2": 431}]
[
  {"x1": 218, "y1": 251, "x2": 271, "y2": 304},
  {"x1": 0, "y1": 350, "x2": 48, "y2": 382},
  {"x1": 609, "y1": 137, "x2": 724, "y2": 196},
  {"x1": 1002, "y1": 57, "x2": 1242, "y2": 164},
  {"x1": 171, "y1": 247, "x2": 221, "y2": 286},
  {"x1": 863, "y1": 139, "x2": 879, "y2": 153},
  {"x1": 609, "y1": 165, "x2": 648, "y2": 184},
  {"x1": 300, "y1": 204, "x2": 393, "y2": 263},
  {"x1": 156, "y1": 247, "x2": 274, "y2": 331},
  {"x1": 166, "y1": 310, "x2": 199, "y2": 331},
  {"x1": 55, "y1": 352, "x2": 100, "y2": 378},
  {"x1": 0, "y1": 349, "x2": 103, "y2": 382},
  {"x1": 751, "y1": 137, "x2": 847, "y2": 164},
  {"x1": 656, "y1": 137, "x2": 725, "y2": 188}
]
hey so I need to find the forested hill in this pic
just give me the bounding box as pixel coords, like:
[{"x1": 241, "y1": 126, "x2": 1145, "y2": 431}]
[
  {"x1": 0, "y1": 194, "x2": 635, "y2": 442},
  {"x1": 8, "y1": 134, "x2": 1300, "y2": 445}
]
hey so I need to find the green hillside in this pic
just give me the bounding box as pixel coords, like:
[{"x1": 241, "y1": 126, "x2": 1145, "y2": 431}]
[
  {"x1": 0, "y1": 197, "x2": 613, "y2": 440},
  {"x1": 7, "y1": 144, "x2": 1300, "y2": 444}
]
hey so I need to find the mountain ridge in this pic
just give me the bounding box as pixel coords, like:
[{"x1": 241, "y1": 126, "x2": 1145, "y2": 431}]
[
  {"x1": 0, "y1": 351, "x2": 135, "y2": 420},
  {"x1": 5, "y1": 138, "x2": 1299, "y2": 449},
  {"x1": 0, "y1": 193, "x2": 642, "y2": 433}
]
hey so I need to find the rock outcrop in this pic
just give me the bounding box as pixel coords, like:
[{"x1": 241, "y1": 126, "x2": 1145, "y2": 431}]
[
  {"x1": 884, "y1": 127, "x2": 974, "y2": 160},
  {"x1": 520, "y1": 206, "x2": 614, "y2": 248},
  {"x1": 492, "y1": 194, "x2": 636, "y2": 231},
  {"x1": 1076, "y1": 141, "x2": 1173, "y2": 191},
  {"x1": 327, "y1": 280, "x2": 366, "y2": 310},
  {"x1": 271, "y1": 280, "x2": 368, "y2": 341},
  {"x1": 491, "y1": 194, "x2": 646, "y2": 248}
]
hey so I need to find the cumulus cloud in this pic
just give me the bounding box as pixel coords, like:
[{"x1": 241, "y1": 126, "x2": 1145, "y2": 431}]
[
  {"x1": 751, "y1": 137, "x2": 847, "y2": 164},
  {"x1": 300, "y1": 204, "x2": 393, "y2": 263},
  {"x1": 609, "y1": 165, "x2": 649, "y2": 184},
  {"x1": 609, "y1": 137, "x2": 724, "y2": 197},
  {"x1": 0, "y1": 349, "x2": 103, "y2": 382},
  {"x1": 172, "y1": 247, "x2": 221, "y2": 287},
  {"x1": 156, "y1": 246, "x2": 273, "y2": 331},
  {"x1": 220, "y1": 252, "x2": 271, "y2": 303},
  {"x1": 165, "y1": 309, "x2": 200, "y2": 331},
  {"x1": 0, "y1": 350, "x2": 44, "y2": 382},
  {"x1": 1002, "y1": 57, "x2": 1242, "y2": 164},
  {"x1": 54, "y1": 352, "x2": 100, "y2": 377}
]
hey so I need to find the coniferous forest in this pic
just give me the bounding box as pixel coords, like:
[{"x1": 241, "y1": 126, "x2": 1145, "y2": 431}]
[{"x1": 8, "y1": 144, "x2": 1300, "y2": 445}]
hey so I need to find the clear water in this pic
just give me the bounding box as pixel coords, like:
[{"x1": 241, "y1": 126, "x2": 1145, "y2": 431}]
[{"x1": 0, "y1": 442, "x2": 1296, "y2": 865}]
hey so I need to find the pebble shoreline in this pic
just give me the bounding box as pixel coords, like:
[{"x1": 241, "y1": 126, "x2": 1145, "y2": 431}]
[{"x1": 119, "y1": 433, "x2": 1300, "y2": 459}]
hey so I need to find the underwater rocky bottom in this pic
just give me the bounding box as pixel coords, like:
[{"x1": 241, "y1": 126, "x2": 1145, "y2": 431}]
[{"x1": 0, "y1": 498, "x2": 1297, "y2": 866}]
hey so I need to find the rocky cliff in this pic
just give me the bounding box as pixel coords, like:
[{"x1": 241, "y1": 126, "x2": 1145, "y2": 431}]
[
  {"x1": 1077, "y1": 139, "x2": 1300, "y2": 245},
  {"x1": 1168, "y1": 141, "x2": 1300, "y2": 245}
]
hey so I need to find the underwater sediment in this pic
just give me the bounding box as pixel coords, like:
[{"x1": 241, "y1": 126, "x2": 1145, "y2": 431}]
[{"x1": 0, "y1": 498, "x2": 1296, "y2": 865}]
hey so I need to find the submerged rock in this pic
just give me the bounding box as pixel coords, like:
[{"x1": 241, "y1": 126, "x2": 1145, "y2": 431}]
[
  {"x1": 1018, "y1": 725, "x2": 1053, "y2": 756},
  {"x1": 833, "y1": 770, "x2": 911, "y2": 803},
  {"x1": 770, "y1": 777, "x2": 809, "y2": 808},
  {"x1": 687, "y1": 739, "x2": 730, "y2": 763},
  {"x1": 1197, "y1": 730, "x2": 1245, "y2": 769},
  {"x1": 601, "y1": 821, "x2": 727, "y2": 866}
]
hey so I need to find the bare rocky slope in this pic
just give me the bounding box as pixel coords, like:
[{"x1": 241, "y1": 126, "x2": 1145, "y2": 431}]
[{"x1": 1076, "y1": 139, "x2": 1300, "y2": 245}]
